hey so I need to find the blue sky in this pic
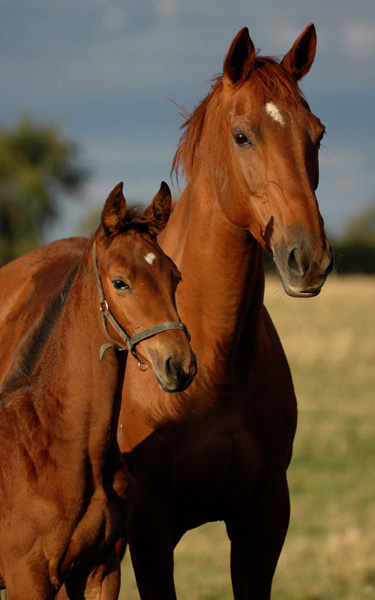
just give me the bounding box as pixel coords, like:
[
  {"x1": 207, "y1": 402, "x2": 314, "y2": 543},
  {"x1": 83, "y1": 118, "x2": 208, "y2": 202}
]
[{"x1": 1, "y1": 0, "x2": 374, "y2": 239}]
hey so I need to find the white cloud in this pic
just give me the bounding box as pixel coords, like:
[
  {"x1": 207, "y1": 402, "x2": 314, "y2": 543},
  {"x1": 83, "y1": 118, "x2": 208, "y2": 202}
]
[
  {"x1": 101, "y1": 4, "x2": 127, "y2": 32},
  {"x1": 343, "y1": 22, "x2": 375, "y2": 56},
  {"x1": 320, "y1": 146, "x2": 373, "y2": 196},
  {"x1": 320, "y1": 147, "x2": 367, "y2": 172},
  {"x1": 156, "y1": 0, "x2": 177, "y2": 17}
]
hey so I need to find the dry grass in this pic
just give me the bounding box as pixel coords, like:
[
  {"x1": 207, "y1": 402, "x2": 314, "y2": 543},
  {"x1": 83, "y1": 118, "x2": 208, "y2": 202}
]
[{"x1": 120, "y1": 275, "x2": 375, "y2": 599}]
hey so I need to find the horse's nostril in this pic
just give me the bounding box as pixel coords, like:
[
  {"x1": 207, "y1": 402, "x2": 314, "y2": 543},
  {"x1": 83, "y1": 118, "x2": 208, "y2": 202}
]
[
  {"x1": 287, "y1": 247, "x2": 305, "y2": 278},
  {"x1": 325, "y1": 246, "x2": 335, "y2": 277}
]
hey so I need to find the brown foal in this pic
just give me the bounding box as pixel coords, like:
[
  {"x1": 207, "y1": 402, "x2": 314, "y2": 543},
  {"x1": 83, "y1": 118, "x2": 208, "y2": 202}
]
[{"x1": 0, "y1": 183, "x2": 196, "y2": 599}]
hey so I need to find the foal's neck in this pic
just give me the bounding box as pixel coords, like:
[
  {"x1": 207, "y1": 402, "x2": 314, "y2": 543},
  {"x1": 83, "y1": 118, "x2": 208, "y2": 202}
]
[{"x1": 32, "y1": 254, "x2": 122, "y2": 459}]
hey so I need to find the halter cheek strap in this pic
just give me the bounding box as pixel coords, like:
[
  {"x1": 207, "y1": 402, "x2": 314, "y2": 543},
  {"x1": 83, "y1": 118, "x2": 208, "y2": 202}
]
[{"x1": 92, "y1": 241, "x2": 191, "y2": 366}]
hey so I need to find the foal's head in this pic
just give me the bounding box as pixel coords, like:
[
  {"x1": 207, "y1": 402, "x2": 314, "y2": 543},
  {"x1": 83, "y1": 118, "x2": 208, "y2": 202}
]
[
  {"x1": 174, "y1": 24, "x2": 333, "y2": 297},
  {"x1": 93, "y1": 182, "x2": 197, "y2": 392}
]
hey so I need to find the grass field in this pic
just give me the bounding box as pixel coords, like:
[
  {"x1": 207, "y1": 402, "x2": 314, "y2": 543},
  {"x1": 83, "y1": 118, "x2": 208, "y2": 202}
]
[{"x1": 120, "y1": 275, "x2": 375, "y2": 600}]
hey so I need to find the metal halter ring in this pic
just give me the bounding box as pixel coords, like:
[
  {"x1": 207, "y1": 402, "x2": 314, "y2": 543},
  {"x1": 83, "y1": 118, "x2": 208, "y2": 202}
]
[{"x1": 137, "y1": 361, "x2": 149, "y2": 372}]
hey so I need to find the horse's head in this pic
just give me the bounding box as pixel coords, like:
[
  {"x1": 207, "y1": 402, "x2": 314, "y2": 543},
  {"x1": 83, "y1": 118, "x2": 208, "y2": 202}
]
[
  {"x1": 93, "y1": 182, "x2": 197, "y2": 392},
  {"x1": 176, "y1": 24, "x2": 333, "y2": 297}
]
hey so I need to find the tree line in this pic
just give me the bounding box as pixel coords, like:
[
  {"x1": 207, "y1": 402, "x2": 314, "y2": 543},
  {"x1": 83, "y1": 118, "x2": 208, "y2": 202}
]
[
  {"x1": 330, "y1": 204, "x2": 375, "y2": 274},
  {"x1": 0, "y1": 117, "x2": 88, "y2": 266}
]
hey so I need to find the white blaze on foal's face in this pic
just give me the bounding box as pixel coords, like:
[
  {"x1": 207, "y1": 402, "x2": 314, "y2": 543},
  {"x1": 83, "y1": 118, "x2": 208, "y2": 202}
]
[
  {"x1": 265, "y1": 102, "x2": 285, "y2": 126},
  {"x1": 144, "y1": 252, "x2": 156, "y2": 265}
]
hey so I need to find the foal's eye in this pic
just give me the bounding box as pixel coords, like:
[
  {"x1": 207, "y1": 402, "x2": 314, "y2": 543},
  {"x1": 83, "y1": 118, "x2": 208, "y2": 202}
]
[
  {"x1": 112, "y1": 279, "x2": 130, "y2": 291},
  {"x1": 233, "y1": 132, "x2": 252, "y2": 147}
]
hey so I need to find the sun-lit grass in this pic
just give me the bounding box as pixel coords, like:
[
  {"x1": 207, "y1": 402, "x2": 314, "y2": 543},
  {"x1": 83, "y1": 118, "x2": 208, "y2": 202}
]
[{"x1": 120, "y1": 275, "x2": 375, "y2": 600}]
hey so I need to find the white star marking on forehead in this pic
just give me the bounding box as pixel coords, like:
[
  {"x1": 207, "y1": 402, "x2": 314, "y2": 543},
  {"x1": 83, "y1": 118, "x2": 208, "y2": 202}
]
[
  {"x1": 144, "y1": 252, "x2": 156, "y2": 265},
  {"x1": 265, "y1": 102, "x2": 285, "y2": 126}
]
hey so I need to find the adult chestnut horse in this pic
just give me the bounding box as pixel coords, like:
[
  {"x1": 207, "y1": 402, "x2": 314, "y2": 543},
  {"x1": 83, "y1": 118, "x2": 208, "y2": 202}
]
[
  {"x1": 116, "y1": 24, "x2": 333, "y2": 600},
  {"x1": 0, "y1": 183, "x2": 196, "y2": 599}
]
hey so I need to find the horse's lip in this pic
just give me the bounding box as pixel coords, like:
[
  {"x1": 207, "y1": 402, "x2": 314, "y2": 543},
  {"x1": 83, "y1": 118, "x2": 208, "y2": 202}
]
[
  {"x1": 284, "y1": 285, "x2": 322, "y2": 298},
  {"x1": 276, "y1": 266, "x2": 325, "y2": 298}
]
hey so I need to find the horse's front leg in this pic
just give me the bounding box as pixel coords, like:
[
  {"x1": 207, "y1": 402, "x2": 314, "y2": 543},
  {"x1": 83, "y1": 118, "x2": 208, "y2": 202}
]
[
  {"x1": 127, "y1": 490, "x2": 180, "y2": 600},
  {"x1": 226, "y1": 476, "x2": 290, "y2": 600},
  {"x1": 64, "y1": 549, "x2": 121, "y2": 600}
]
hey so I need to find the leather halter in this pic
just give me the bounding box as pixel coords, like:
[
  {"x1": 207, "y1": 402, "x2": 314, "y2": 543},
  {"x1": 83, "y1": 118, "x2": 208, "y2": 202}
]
[{"x1": 92, "y1": 241, "x2": 190, "y2": 368}]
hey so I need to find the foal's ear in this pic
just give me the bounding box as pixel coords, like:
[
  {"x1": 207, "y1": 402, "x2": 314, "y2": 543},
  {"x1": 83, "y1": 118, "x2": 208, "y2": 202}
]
[
  {"x1": 143, "y1": 181, "x2": 172, "y2": 232},
  {"x1": 281, "y1": 23, "x2": 317, "y2": 81},
  {"x1": 101, "y1": 182, "x2": 127, "y2": 235},
  {"x1": 223, "y1": 27, "x2": 256, "y2": 85}
]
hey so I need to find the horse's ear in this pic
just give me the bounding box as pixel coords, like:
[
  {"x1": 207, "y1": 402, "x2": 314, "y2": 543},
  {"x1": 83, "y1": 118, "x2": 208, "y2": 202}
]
[
  {"x1": 101, "y1": 182, "x2": 127, "y2": 235},
  {"x1": 143, "y1": 181, "x2": 172, "y2": 232},
  {"x1": 281, "y1": 23, "x2": 317, "y2": 81},
  {"x1": 223, "y1": 27, "x2": 256, "y2": 85}
]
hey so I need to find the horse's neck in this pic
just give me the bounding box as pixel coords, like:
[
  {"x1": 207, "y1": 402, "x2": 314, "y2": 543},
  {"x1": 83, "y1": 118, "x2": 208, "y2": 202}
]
[
  {"x1": 118, "y1": 178, "x2": 265, "y2": 449},
  {"x1": 31, "y1": 260, "x2": 121, "y2": 472},
  {"x1": 160, "y1": 174, "x2": 265, "y2": 374}
]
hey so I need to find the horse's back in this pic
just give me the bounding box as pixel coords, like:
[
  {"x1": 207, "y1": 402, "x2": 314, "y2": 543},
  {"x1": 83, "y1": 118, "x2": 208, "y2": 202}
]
[{"x1": 0, "y1": 237, "x2": 88, "y2": 387}]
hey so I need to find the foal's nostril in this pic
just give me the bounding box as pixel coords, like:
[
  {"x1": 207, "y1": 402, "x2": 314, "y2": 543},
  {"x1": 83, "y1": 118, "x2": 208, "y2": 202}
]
[
  {"x1": 164, "y1": 356, "x2": 180, "y2": 380},
  {"x1": 154, "y1": 352, "x2": 197, "y2": 392},
  {"x1": 164, "y1": 355, "x2": 195, "y2": 384},
  {"x1": 287, "y1": 248, "x2": 305, "y2": 278}
]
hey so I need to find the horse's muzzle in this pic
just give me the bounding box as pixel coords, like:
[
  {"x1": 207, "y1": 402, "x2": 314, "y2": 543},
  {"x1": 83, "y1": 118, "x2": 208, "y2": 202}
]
[{"x1": 274, "y1": 240, "x2": 334, "y2": 298}]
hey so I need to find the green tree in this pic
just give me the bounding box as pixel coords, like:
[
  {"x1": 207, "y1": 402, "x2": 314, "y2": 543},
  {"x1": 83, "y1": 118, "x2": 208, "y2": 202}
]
[
  {"x1": 78, "y1": 206, "x2": 102, "y2": 238},
  {"x1": 342, "y1": 202, "x2": 375, "y2": 246},
  {"x1": 0, "y1": 116, "x2": 89, "y2": 265},
  {"x1": 333, "y1": 200, "x2": 375, "y2": 273}
]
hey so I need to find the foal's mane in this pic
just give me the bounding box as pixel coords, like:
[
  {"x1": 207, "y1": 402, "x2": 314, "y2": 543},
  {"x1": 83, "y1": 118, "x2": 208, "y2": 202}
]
[
  {"x1": 4, "y1": 262, "x2": 80, "y2": 388},
  {"x1": 172, "y1": 55, "x2": 309, "y2": 179},
  {"x1": 101, "y1": 205, "x2": 166, "y2": 242}
]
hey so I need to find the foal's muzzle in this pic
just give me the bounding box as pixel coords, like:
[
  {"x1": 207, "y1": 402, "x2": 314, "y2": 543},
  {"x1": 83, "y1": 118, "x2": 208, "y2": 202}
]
[{"x1": 150, "y1": 348, "x2": 197, "y2": 393}]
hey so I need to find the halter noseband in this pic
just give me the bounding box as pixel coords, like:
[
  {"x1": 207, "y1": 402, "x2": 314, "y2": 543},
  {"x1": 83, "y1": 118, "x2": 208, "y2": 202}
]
[{"x1": 92, "y1": 241, "x2": 190, "y2": 369}]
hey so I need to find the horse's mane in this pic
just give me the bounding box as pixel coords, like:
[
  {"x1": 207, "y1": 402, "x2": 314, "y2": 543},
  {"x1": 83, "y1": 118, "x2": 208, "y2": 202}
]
[
  {"x1": 172, "y1": 55, "x2": 309, "y2": 180},
  {"x1": 4, "y1": 262, "x2": 80, "y2": 389}
]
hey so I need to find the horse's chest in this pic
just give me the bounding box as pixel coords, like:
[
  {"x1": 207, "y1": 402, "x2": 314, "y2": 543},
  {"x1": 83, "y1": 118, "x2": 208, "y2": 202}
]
[{"x1": 139, "y1": 417, "x2": 267, "y2": 524}]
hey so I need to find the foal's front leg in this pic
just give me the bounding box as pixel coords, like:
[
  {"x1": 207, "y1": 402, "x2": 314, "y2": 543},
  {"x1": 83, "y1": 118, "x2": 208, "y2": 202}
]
[{"x1": 65, "y1": 549, "x2": 121, "y2": 600}]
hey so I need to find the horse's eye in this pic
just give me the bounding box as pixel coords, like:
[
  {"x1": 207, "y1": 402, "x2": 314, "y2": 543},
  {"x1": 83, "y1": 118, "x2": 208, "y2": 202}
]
[
  {"x1": 112, "y1": 279, "x2": 130, "y2": 291},
  {"x1": 233, "y1": 132, "x2": 252, "y2": 146},
  {"x1": 317, "y1": 129, "x2": 326, "y2": 146}
]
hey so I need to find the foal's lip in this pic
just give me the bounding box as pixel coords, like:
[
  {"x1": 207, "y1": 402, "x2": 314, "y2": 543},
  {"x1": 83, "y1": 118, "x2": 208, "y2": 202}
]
[{"x1": 157, "y1": 376, "x2": 194, "y2": 394}]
